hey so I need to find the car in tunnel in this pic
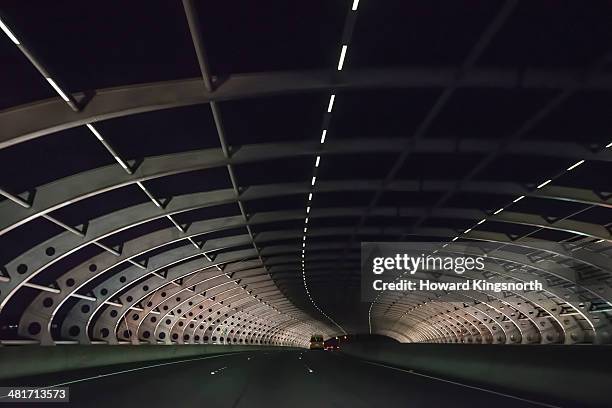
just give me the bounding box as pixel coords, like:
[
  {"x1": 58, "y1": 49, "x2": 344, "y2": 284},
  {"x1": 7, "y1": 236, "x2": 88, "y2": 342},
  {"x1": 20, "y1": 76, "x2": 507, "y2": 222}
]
[
  {"x1": 309, "y1": 334, "x2": 325, "y2": 350},
  {"x1": 324, "y1": 337, "x2": 340, "y2": 351},
  {"x1": 0, "y1": 0, "x2": 612, "y2": 407}
]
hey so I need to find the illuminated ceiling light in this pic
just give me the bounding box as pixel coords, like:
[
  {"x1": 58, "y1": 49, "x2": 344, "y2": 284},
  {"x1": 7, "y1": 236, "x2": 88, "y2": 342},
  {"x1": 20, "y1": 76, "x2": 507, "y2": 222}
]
[
  {"x1": 327, "y1": 94, "x2": 336, "y2": 113},
  {"x1": 302, "y1": 242, "x2": 306, "y2": 248},
  {"x1": 137, "y1": 181, "x2": 162, "y2": 208},
  {"x1": 320, "y1": 129, "x2": 327, "y2": 143},
  {"x1": 537, "y1": 179, "x2": 552, "y2": 189},
  {"x1": 87, "y1": 123, "x2": 131, "y2": 173},
  {"x1": 566, "y1": 160, "x2": 585, "y2": 171},
  {"x1": 308, "y1": 192, "x2": 313, "y2": 201},
  {"x1": 45, "y1": 77, "x2": 70, "y2": 102},
  {"x1": 315, "y1": 156, "x2": 321, "y2": 167},
  {"x1": 464, "y1": 228, "x2": 472, "y2": 234},
  {"x1": 311, "y1": 176, "x2": 317, "y2": 186},
  {"x1": 352, "y1": 0, "x2": 360, "y2": 11},
  {"x1": 304, "y1": 227, "x2": 308, "y2": 233},
  {"x1": 513, "y1": 195, "x2": 525, "y2": 203},
  {"x1": 303, "y1": 236, "x2": 306, "y2": 241},
  {"x1": 493, "y1": 208, "x2": 504, "y2": 215},
  {"x1": 477, "y1": 219, "x2": 486, "y2": 225},
  {"x1": 442, "y1": 243, "x2": 448, "y2": 248},
  {"x1": 595, "y1": 239, "x2": 605, "y2": 243},
  {"x1": 306, "y1": 206, "x2": 311, "y2": 213},
  {"x1": 451, "y1": 237, "x2": 459, "y2": 242},
  {"x1": 86, "y1": 123, "x2": 103, "y2": 141},
  {"x1": 305, "y1": 217, "x2": 309, "y2": 224},
  {"x1": 606, "y1": 141, "x2": 612, "y2": 148},
  {"x1": 337, "y1": 45, "x2": 348, "y2": 70},
  {"x1": 0, "y1": 18, "x2": 20, "y2": 45}
]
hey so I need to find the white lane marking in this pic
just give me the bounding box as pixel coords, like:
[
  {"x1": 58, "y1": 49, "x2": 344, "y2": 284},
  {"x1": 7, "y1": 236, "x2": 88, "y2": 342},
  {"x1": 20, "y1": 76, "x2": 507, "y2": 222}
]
[
  {"x1": 0, "y1": 352, "x2": 245, "y2": 394},
  {"x1": 361, "y1": 360, "x2": 560, "y2": 408},
  {"x1": 210, "y1": 366, "x2": 228, "y2": 375}
]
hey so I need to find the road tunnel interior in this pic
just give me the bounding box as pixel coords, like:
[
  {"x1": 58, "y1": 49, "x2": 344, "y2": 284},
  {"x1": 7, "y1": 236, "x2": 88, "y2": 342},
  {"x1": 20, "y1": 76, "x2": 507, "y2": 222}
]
[{"x1": 1, "y1": 1, "x2": 612, "y2": 407}]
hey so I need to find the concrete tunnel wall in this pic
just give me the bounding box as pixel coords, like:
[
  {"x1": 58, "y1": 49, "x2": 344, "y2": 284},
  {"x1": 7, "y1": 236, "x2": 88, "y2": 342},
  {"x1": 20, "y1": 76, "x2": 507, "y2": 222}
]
[
  {"x1": 0, "y1": 345, "x2": 300, "y2": 382},
  {"x1": 340, "y1": 336, "x2": 612, "y2": 407}
]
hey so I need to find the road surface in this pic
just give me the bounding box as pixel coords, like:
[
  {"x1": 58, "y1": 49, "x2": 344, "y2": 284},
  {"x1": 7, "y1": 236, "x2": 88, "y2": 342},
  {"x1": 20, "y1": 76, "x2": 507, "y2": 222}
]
[{"x1": 1, "y1": 350, "x2": 561, "y2": 407}]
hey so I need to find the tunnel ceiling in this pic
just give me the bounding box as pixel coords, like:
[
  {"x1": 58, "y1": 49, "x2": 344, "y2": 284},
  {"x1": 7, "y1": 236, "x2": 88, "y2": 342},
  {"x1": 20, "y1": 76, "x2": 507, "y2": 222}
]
[{"x1": 1, "y1": 0, "x2": 612, "y2": 347}]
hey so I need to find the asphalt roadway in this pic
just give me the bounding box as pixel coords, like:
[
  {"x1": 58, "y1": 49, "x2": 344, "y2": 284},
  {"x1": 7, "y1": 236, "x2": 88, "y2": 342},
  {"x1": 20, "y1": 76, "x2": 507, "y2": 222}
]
[{"x1": 0, "y1": 350, "x2": 563, "y2": 408}]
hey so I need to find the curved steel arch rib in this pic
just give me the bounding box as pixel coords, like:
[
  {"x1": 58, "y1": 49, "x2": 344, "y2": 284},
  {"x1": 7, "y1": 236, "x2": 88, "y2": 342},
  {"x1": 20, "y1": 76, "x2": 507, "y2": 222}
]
[
  {"x1": 8, "y1": 198, "x2": 607, "y2": 318},
  {"x1": 377, "y1": 265, "x2": 586, "y2": 344},
  {"x1": 3, "y1": 155, "x2": 609, "y2": 342},
  {"x1": 3, "y1": 0, "x2": 612, "y2": 351},
  {"x1": 3, "y1": 68, "x2": 612, "y2": 149},
  {"x1": 124, "y1": 265, "x2": 329, "y2": 345},
  {"x1": 2, "y1": 138, "x2": 612, "y2": 235},
  {"x1": 18, "y1": 223, "x2": 612, "y2": 344},
  {"x1": 275, "y1": 253, "x2": 601, "y2": 343},
  {"x1": 121, "y1": 283, "x2": 313, "y2": 346},
  {"x1": 70, "y1": 249, "x2": 337, "y2": 345},
  {"x1": 90, "y1": 242, "x2": 364, "y2": 342},
  {"x1": 4, "y1": 198, "x2": 611, "y2": 312}
]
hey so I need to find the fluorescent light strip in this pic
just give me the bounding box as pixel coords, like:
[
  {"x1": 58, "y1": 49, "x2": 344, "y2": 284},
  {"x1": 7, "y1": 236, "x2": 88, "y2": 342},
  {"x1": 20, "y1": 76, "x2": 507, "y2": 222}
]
[
  {"x1": 337, "y1": 45, "x2": 348, "y2": 70},
  {"x1": 311, "y1": 176, "x2": 317, "y2": 186},
  {"x1": 327, "y1": 94, "x2": 336, "y2": 113},
  {"x1": 320, "y1": 130, "x2": 327, "y2": 143},
  {"x1": 537, "y1": 179, "x2": 552, "y2": 189},
  {"x1": 45, "y1": 77, "x2": 70, "y2": 102},
  {"x1": 167, "y1": 215, "x2": 184, "y2": 232},
  {"x1": 115, "y1": 157, "x2": 130, "y2": 172},
  {"x1": 305, "y1": 217, "x2": 309, "y2": 224},
  {"x1": 566, "y1": 160, "x2": 585, "y2": 171},
  {"x1": 306, "y1": 206, "x2": 311, "y2": 213},
  {"x1": 513, "y1": 195, "x2": 525, "y2": 203},
  {"x1": 477, "y1": 219, "x2": 486, "y2": 225},
  {"x1": 493, "y1": 208, "x2": 504, "y2": 215},
  {"x1": 87, "y1": 124, "x2": 130, "y2": 172},
  {"x1": 464, "y1": 228, "x2": 472, "y2": 234},
  {"x1": 0, "y1": 18, "x2": 20, "y2": 45},
  {"x1": 606, "y1": 141, "x2": 612, "y2": 148},
  {"x1": 315, "y1": 156, "x2": 321, "y2": 167},
  {"x1": 137, "y1": 181, "x2": 162, "y2": 208},
  {"x1": 352, "y1": 0, "x2": 360, "y2": 11},
  {"x1": 308, "y1": 192, "x2": 313, "y2": 201},
  {"x1": 86, "y1": 124, "x2": 103, "y2": 141},
  {"x1": 451, "y1": 237, "x2": 459, "y2": 242}
]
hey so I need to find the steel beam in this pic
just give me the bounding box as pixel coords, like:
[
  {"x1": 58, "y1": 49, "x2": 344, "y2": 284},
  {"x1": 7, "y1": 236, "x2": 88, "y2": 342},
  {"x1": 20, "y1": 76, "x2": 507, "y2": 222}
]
[
  {"x1": 4, "y1": 68, "x2": 612, "y2": 149},
  {"x1": 4, "y1": 138, "x2": 610, "y2": 236},
  {"x1": 5, "y1": 200, "x2": 612, "y2": 313}
]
